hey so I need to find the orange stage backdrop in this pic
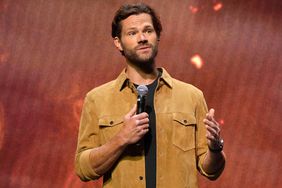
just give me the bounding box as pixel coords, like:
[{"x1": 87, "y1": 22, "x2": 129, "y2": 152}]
[{"x1": 0, "y1": 0, "x2": 281, "y2": 187}]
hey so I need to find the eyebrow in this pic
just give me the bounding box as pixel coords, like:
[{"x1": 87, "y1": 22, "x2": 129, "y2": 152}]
[{"x1": 125, "y1": 24, "x2": 154, "y2": 31}]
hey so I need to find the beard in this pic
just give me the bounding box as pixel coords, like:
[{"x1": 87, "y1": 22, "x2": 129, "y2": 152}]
[{"x1": 121, "y1": 42, "x2": 158, "y2": 74}]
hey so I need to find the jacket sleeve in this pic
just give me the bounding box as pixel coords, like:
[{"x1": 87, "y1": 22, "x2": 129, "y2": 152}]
[
  {"x1": 195, "y1": 91, "x2": 225, "y2": 180},
  {"x1": 75, "y1": 94, "x2": 101, "y2": 181}
]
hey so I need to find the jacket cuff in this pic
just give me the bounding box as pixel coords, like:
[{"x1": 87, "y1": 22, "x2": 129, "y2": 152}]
[
  {"x1": 198, "y1": 153, "x2": 225, "y2": 180},
  {"x1": 79, "y1": 149, "x2": 100, "y2": 180}
]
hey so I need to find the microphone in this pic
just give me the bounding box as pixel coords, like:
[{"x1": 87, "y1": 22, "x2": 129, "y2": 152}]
[
  {"x1": 136, "y1": 85, "x2": 148, "y2": 114},
  {"x1": 135, "y1": 85, "x2": 148, "y2": 148}
]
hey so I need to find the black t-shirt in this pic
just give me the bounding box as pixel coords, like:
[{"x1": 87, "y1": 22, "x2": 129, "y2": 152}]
[
  {"x1": 135, "y1": 77, "x2": 158, "y2": 188},
  {"x1": 144, "y1": 78, "x2": 158, "y2": 188}
]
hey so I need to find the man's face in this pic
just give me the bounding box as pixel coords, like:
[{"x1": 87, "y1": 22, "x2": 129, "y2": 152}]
[{"x1": 114, "y1": 13, "x2": 159, "y2": 67}]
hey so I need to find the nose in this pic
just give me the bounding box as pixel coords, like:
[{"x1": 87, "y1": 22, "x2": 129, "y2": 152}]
[{"x1": 138, "y1": 33, "x2": 148, "y2": 44}]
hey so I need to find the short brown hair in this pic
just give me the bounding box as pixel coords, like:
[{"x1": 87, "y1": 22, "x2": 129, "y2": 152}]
[{"x1": 111, "y1": 3, "x2": 162, "y2": 39}]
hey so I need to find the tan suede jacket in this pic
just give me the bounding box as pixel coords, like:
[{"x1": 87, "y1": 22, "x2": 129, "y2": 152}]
[{"x1": 75, "y1": 68, "x2": 223, "y2": 188}]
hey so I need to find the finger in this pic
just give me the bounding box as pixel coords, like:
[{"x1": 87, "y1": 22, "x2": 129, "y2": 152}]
[
  {"x1": 138, "y1": 126, "x2": 149, "y2": 136},
  {"x1": 206, "y1": 125, "x2": 220, "y2": 138},
  {"x1": 210, "y1": 108, "x2": 215, "y2": 116},
  {"x1": 206, "y1": 108, "x2": 215, "y2": 120},
  {"x1": 204, "y1": 119, "x2": 220, "y2": 130},
  {"x1": 141, "y1": 128, "x2": 149, "y2": 134},
  {"x1": 204, "y1": 117, "x2": 220, "y2": 131},
  {"x1": 206, "y1": 133, "x2": 216, "y2": 142},
  {"x1": 136, "y1": 118, "x2": 149, "y2": 125},
  {"x1": 206, "y1": 129, "x2": 219, "y2": 141},
  {"x1": 139, "y1": 123, "x2": 149, "y2": 130},
  {"x1": 135, "y1": 119, "x2": 140, "y2": 126},
  {"x1": 136, "y1": 124, "x2": 149, "y2": 134},
  {"x1": 135, "y1": 112, "x2": 149, "y2": 120}
]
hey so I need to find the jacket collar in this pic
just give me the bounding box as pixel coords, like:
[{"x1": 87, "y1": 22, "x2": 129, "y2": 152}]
[{"x1": 116, "y1": 67, "x2": 173, "y2": 91}]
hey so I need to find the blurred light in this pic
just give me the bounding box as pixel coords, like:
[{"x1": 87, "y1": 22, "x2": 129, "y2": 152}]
[
  {"x1": 189, "y1": 1, "x2": 223, "y2": 13},
  {"x1": 213, "y1": 3, "x2": 223, "y2": 11},
  {"x1": 0, "y1": 52, "x2": 9, "y2": 64},
  {"x1": 219, "y1": 119, "x2": 225, "y2": 125},
  {"x1": 0, "y1": 3, "x2": 8, "y2": 12},
  {"x1": 189, "y1": 5, "x2": 199, "y2": 14},
  {"x1": 190, "y1": 54, "x2": 204, "y2": 69}
]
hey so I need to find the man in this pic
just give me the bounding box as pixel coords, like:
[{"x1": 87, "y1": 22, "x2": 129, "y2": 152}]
[{"x1": 75, "y1": 3, "x2": 225, "y2": 188}]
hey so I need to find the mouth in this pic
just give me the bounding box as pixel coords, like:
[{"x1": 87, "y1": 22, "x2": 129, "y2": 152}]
[{"x1": 136, "y1": 45, "x2": 152, "y2": 52}]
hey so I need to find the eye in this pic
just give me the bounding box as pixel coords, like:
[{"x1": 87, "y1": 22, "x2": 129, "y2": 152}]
[
  {"x1": 144, "y1": 28, "x2": 154, "y2": 34},
  {"x1": 128, "y1": 31, "x2": 137, "y2": 36}
]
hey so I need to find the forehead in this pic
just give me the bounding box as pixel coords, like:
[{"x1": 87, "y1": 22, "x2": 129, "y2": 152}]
[{"x1": 120, "y1": 13, "x2": 153, "y2": 31}]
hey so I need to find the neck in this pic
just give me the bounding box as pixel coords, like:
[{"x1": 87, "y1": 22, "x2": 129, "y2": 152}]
[{"x1": 126, "y1": 63, "x2": 158, "y2": 85}]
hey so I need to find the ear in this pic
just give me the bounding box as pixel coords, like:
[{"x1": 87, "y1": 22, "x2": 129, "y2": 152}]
[{"x1": 113, "y1": 37, "x2": 123, "y2": 51}]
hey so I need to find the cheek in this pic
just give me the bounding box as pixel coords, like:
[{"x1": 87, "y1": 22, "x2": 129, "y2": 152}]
[
  {"x1": 121, "y1": 40, "x2": 136, "y2": 51},
  {"x1": 121, "y1": 35, "x2": 137, "y2": 45},
  {"x1": 152, "y1": 36, "x2": 159, "y2": 44}
]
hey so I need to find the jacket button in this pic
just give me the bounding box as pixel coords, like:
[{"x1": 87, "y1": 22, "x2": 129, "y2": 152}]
[
  {"x1": 109, "y1": 121, "x2": 114, "y2": 125},
  {"x1": 183, "y1": 120, "x2": 187, "y2": 124},
  {"x1": 139, "y1": 176, "x2": 143, "y2": 180}
]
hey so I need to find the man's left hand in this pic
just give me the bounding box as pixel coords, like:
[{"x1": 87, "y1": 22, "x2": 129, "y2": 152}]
[{"x1": 203, "y1": 108, "x2": 222, "y2": 150}]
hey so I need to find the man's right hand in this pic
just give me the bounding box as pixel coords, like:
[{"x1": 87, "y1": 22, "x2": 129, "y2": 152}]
[
  {"x1": 118, "y1": 105, "x2": 149, "y2": 145},
  {"x1": 86, "y1": 105, "x2": 149, "y2": 176}
]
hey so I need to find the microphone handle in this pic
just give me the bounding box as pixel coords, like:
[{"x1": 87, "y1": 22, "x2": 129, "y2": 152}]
[
  {"x1": 136, "y1": 95, "x2": 146, "y2": 147},
  {"x1": 137, "y1": 95, "x2": 146, "y2": 114}
]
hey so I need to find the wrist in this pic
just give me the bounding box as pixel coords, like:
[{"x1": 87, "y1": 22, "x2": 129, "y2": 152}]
[{"x1": 114, "y1": 133, "x2": 130, "y2": 148}]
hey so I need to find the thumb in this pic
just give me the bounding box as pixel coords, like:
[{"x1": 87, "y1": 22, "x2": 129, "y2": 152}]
[
  {"x1": 206, "y1": 108, "x2": 214, "y2": 120},
  {"x1": 208, "y1": 108, "x2": 215, "y2": 118},
  {"x1": 126, "y1": 104, "x2": 137, "y2": 118}
]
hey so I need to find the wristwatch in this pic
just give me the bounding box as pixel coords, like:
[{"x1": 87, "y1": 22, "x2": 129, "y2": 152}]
[{"x1": 208, "y1": 138, "x2": 224, "y2": 153}]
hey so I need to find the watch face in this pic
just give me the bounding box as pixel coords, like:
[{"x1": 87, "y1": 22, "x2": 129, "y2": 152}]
[
  {"x1": 209, "y1": 138, "x2": 224, "y2": 152},
  {"x1": 219, "y1": 139, "x2": 224, "y2": 148}
]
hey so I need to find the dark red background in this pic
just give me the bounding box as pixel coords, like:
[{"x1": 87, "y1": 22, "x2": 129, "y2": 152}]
[{"x1": 0, "y1": 0, "x2": 281, "y2": 187}]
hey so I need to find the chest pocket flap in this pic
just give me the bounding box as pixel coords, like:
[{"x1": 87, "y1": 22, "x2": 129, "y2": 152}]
[
  {"x1": 173, "y1": 113, "x2": 196, "y2": 126},
  {"x1": 172, "y1": 113, "x2": 197, "y2": 151},
  {"x1": 98, "y1": 115, "x2": 123, "y2": 127},
  {"x1": 98, "y1": 115, "x2": 123, "y2": 143}
]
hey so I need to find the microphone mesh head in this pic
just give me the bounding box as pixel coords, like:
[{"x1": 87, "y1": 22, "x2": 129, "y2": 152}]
[{"x1": 137, "y1": 85, "x2": 148, "y2": 96}]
